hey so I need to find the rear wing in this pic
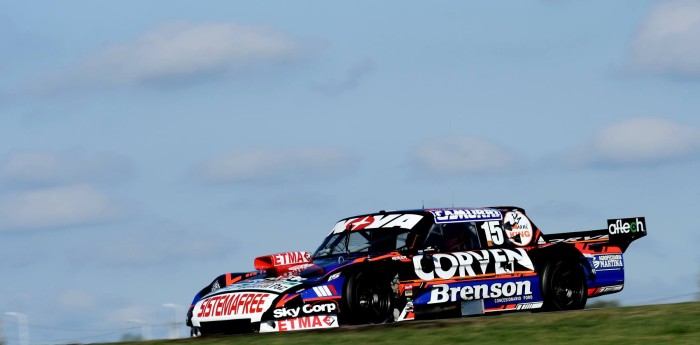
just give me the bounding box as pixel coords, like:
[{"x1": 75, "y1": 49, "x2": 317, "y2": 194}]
[{"x1": 542, "y1": 217, "x2": 647, "y2": 252}]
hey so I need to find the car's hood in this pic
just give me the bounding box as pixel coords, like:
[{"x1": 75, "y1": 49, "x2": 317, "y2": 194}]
[
  {"x1": 191, "y1": 278, "x2": 305, "y2": 326},
  {"x1": 190, "y1": 255, "x2": 363, "y2": 327}
]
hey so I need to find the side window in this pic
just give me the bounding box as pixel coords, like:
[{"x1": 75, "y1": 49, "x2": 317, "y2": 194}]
[{"x1": 421, "y1": 222, "x2": 481, "y2": 252}]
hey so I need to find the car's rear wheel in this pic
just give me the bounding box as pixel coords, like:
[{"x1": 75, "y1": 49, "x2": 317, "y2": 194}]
[
  {"x1": 540, "y1": 259, "x2": 587, "y2": 311},
  {"x1": 344, "y1": 271, "x2": 393, "y2": 324}
]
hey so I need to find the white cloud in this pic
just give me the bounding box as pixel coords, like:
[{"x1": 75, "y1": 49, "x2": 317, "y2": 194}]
[
  {"x1": 37, "y1": 22, "x2": 303, "y2": 89},
  {"x1": 196, "y1": 147, "x2": 355, "y2": 184},
  {"x1": 411, "y1": 136, "x2": 520, "y2": 175},
  {"x1": 0, "y1": 150, "x2": 133, "y2": 187},
  {"x1": 630, "y1": 0, "x2": 700, "y2": 78},
  {"x1": 564, "y1": 117, "x2": 700, "y2": 168},
  {"x1": 0, "y1": 184, "x2": 126, "y2": 232}
]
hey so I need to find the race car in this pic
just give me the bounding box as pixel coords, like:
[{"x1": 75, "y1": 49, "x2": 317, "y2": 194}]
[{"x1": 186, "y1": 206, "x2": 646, "y2": 335}]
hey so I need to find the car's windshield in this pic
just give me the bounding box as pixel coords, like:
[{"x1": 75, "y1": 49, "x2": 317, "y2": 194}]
[{"x1": 312, "y1": 228, "x2": 411, "y2": 258}]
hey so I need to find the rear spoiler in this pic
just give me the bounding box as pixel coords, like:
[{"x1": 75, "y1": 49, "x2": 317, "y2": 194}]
[{"x1": 542, "y1": 217, "x2": 647, "y2": 252}]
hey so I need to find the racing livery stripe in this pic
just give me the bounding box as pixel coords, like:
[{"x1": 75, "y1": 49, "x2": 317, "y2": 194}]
[
  {"x1": 276, "y1": 294, "x2": 299, "y2": 308},
  {"x1": 226, "y1": 274, "x2": 242, "y2": 286},
  {"x1": 313, "y1": 286, "x2": 333, "y2": 297},
  {"x1": 405, "y1": 271, "x2": 539, "y2": 287},
  {"x1": 303, "y1": 296, "x2": 341, "y2": 302}
]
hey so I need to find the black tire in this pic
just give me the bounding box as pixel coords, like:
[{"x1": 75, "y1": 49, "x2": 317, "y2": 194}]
[
  {"x1": 344, "y1": 271, "x2": 393, "y2": 324},
  {"x1": 540, "y1": 259, "x2": 587, "y2": 311}
]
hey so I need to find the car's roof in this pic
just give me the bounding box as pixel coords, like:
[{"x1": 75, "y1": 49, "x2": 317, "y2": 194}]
[
  {"x1": 340, "y1": 206, "x2": 525, "y2": 219},
  {"x1": 329, "y1": 206, "x2": 528, "y2": 234}
]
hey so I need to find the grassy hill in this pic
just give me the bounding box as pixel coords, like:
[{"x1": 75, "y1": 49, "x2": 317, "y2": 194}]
[{"x1": 113, "y1": 302, "x2": 700, "y2": 345}]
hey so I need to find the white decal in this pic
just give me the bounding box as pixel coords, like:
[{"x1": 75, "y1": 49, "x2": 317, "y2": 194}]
[
  {"x1": 413, "y1": 248, "x2": 534, "y2": 281},
  {"x1": 428, "y1": 281, "x2": 532, "y2": 304},
  {"x1": 598, "y1": 285, "x2": 624, "y2": 293},
  {"x1": 481, "y1": 221, "x2": 505, "y2": 246},
  {"x1": 431, "y1": 208, "x2": 502, "y2": 223},
  {"x1": 396, "y1": 302, "x2": 414, "y2": 322},
  {"x1": 592, "y1": 254, "x2": 623, "y2": 270},
  {"x1": 502, "y1": 212, "x2": 533, "y2": 246},
  {"x1": 332, "y1": 214, "x2": 423, "y2": 234},
  {"x1": 273, "y1": 303, "x2": 337, "y2": 319},
  {"x1": 215, "y1": 280, "x2": 302, "y2": 294},
  {"x1": 312, "y1": 286, "x2": 334, "y2": 297},
  {"x1": 515, "y1": 302, "x2": 543, "y2": 310},
  {"x1": 194, "y1": 292, "x2": 274, "y2": 322},
  {"x1": 608, "y1": 218, "x2": 645, "y2": 235},
  {"x1": 548, "y1": 235, "x2": 609, "y2": 243},
  {"x1": 260, "y1": 315, "x2": 338, "y2": 332}
]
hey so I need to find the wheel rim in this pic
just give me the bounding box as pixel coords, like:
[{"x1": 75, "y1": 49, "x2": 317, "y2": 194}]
[
  {"x1": 354, "y1": 275, "x2": 391, "y2": 323},
  {"x1": 551, "y1": 263, "x2": 584, "y2": 308}
]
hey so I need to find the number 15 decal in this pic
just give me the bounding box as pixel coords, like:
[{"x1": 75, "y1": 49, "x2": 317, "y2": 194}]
[{"x1": 481, "y1": 221, "x2": 504, "y2": 246}]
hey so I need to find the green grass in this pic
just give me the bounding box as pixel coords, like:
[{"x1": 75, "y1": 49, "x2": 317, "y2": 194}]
[{"x1": 112, "y1": 302, "x2": 700, "y2": 345}]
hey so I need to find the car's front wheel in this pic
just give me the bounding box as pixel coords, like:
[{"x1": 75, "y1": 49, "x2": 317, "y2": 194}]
[
  {"x1": 540, "y1": 259, "x2": 587, "y2": 311},
  {"x1": 344, "y1": 271, "x2": 393, "y2": 324}
]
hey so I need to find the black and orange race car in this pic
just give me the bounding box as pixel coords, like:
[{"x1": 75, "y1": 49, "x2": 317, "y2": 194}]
[{"x1": 186, "y1": 206, "x2": 646, "y2": 335}]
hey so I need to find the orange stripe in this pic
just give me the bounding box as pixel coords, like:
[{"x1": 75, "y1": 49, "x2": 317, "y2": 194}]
[
  {"x1": 275, "y1": 293, "x2": 298, "y2": 308},
  {"x1": 368, "y1": 252, "x2": 402, "y2": 261},
  {"x1": 413, "y1": 271, "x2": 538, "y2": 287},
  {"x1": 226, "y1": 274, "x2": 242, "y2": 286}
]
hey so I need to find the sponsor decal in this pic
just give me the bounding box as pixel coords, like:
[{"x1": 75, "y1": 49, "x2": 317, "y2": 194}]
[
  {"x1": 328, "y1": 272, "x2": 341, "y2": 281},
  {"x1": 515, "y1": 302, "x2": 543, "y2": 310},
  {"x1": 332, "y1": 214, "x2": 423, "y2": 234},
  {"x1": 493, "y1": 295, "x2": 524, "y2": 303},
  {"x1": 272, "y1": 252, "x2": 311, "y2": 266},
  {"x1": 396, "y1": 302, "x2": 414, "y2": 322},
  {"x1": 261, "y1": 315, "x2": 338, "y2": 332},
  {"x1": 273, "y1": 303, "x2": 337, "y2": 318},
  {"x1": 196, "y1": 292, "x2": 273, "y2": 318},
  {"x1": 312, "y1": 285, "x2": 335, "y2": 297},
  {"x1": 608, "y1": 218, "x2": 646, "y2": 236},
  {"x1": 413, "y1": 248, "x2": 535, "y2": 280},
  {"x1": 598, "y1": 285, "x2": 624, "y2": 293},
  {"x1": 429, "y1": 281, "x2": 532, "y2": 304},
  {"x1": 548, "y1": 234, "x2": 608, "y2": 243},
  {"x1": 592, "y1": 254, "x2": 623, "y2": 270},
  {"x1": 269, "y1": 264, "x2": 313, "y2": 281},
  {"x1": 480, "y1": 221, "x2": 505, "y2": 246},
  {"x1": 211, "y1": 280, "x2": 220, "y2": 292},
  {"x1": 215, "y1": 279, "x2": 302, "y2": 294},
  {"x1": 502, "y1": 212, "x2": 533, "y2": 246},
  {"x1": 430, "y1": 208, "x2": 502, "y2": 223}
]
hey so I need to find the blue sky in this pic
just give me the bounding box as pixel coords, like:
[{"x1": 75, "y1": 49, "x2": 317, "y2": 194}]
[{"x1": 2, "y1": 0, "x2": 700, "y2": 343}]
